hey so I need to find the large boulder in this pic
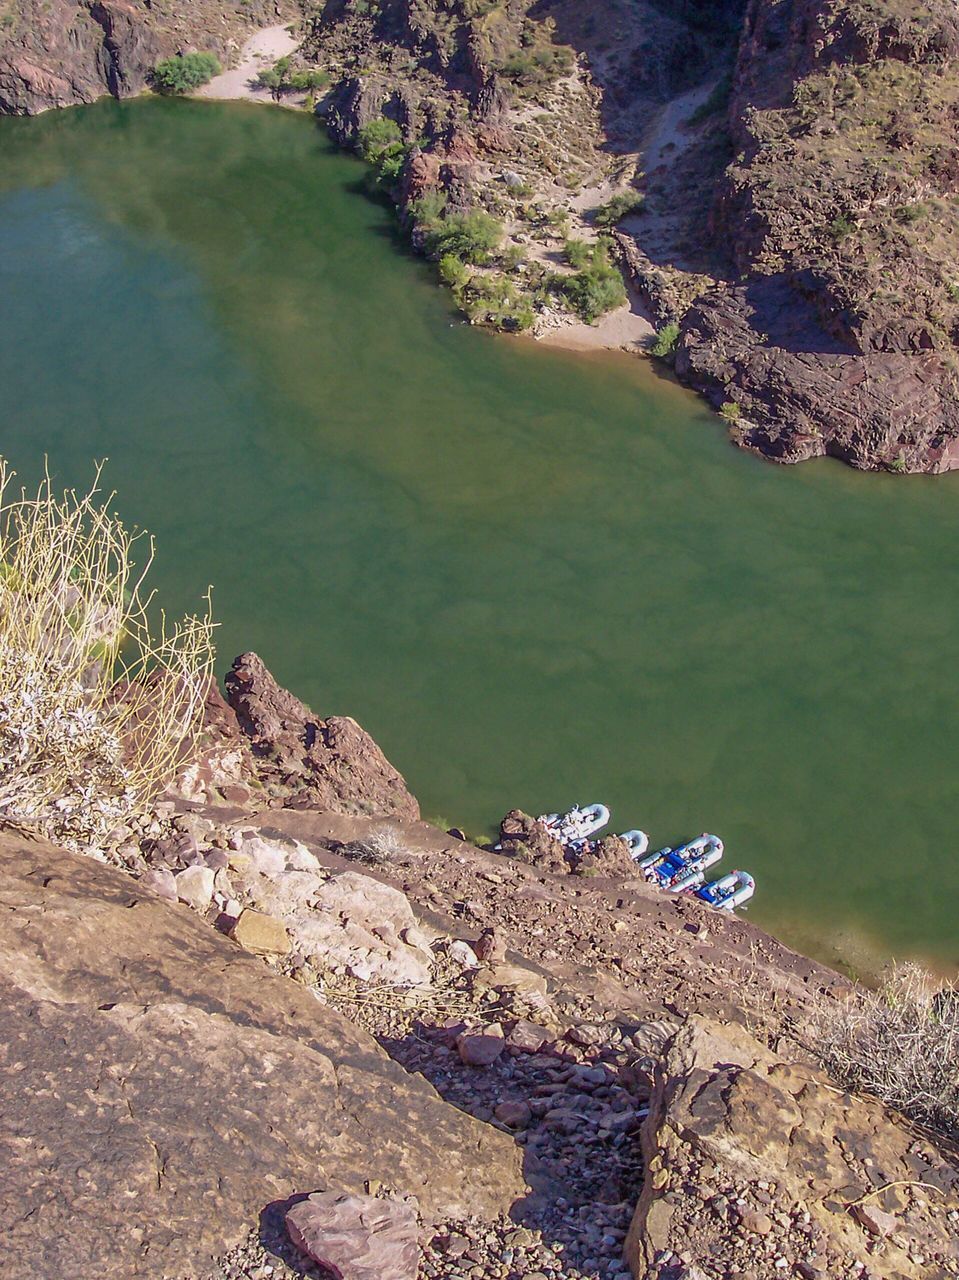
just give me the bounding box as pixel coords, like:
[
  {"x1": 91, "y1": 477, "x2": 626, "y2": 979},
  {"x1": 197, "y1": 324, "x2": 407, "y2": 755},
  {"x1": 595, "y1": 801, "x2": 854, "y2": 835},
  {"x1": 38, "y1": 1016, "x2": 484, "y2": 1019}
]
[
  {"x1": 626, "y1": 1016, "x2": 959, "y2": 1279},
  {"x1": 0, "y1": 837, "x2": 523, "y2": 1278},
  {"x1": 224, "y1": 652, "x2": 420, "y2": 820}
]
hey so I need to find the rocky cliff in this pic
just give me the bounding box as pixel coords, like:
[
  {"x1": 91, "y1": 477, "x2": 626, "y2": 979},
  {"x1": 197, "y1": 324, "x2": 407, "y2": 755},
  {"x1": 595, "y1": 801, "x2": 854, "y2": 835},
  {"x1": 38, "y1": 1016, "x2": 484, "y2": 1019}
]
[
  {"x1": 6, "y1": 651, "x2": 957, "y2": 1279},
  {"x1": 674, "y1": 0, "x2": 959, "y2": 471},
  {"x1": 299, "y1": 0, "x2": 959, "y2": 471},
  {"x1": 0, "y1": 0, "x2": 286, "y2": 113}
]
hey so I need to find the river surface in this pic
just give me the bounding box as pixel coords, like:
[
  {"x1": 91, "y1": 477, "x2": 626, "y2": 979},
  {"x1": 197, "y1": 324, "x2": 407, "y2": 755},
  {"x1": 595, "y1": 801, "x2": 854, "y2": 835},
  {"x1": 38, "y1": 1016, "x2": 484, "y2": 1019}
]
[{"x1": 2, "y1": 97, "x2": 958, "y2": 975}]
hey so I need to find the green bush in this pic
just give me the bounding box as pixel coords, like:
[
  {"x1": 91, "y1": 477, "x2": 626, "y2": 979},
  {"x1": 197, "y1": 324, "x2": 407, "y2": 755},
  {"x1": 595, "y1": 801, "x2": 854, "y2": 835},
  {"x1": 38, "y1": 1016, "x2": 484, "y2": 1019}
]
[
  {"x1": 152, "y1": 52, "x2": 222, "y2": 95},
  {"x1": 595, "y1": 191, "x2": 644, "y2": 227},
  {"x1": 563, "y1": 238, "x2": 592, "y2": 269},
  {"x1": 425, "y1": 210, "x2": 503, "y2": 265},
  {"x1": 685, "y1": 73, "x2": 733, "y2": 128},
  {"x1": 497, "y1": 42, "x2": 574, "y2": 88},
  {"x1": 460, "y1": 275, "x2": 534, "y2": 331},
  {"x1": 651, "y1": 322, "x2": 680, "y2": 359},
  {"x1": 412, "y1": 190, "x2": 448, "y2": 230},
  {"x1": 719, "y1": 400, "x2": 741, "y2": 421},
  {"x1": 438, "y1": 254, "x2": 470, "y2": 289},
  {"x1": 562, "y1": 241, "x2": 626, "y2": 323},
  {"x1": 357, "y1": 117, "x2": 403, "y2": 162},
  {"x1": 256, "y1": 57, "x2": 329, "y2": 99},
  {"x1": 829, "y1": 214, "x2": 855, "y2": 241}
]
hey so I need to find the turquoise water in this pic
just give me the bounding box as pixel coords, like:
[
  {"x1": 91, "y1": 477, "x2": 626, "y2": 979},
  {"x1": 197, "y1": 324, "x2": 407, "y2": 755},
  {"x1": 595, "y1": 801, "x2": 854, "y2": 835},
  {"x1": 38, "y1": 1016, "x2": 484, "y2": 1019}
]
[{"x1": 1, "y1": 96, "x2": 958, "y2": 974}]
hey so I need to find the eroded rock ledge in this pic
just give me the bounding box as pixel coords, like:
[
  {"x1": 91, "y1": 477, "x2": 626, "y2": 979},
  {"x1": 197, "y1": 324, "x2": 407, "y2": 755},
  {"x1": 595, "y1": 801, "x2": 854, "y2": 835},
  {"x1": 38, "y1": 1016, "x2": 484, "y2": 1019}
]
[{"x1": 3, "y1": 651, "x2": 954, "y2": 1278}]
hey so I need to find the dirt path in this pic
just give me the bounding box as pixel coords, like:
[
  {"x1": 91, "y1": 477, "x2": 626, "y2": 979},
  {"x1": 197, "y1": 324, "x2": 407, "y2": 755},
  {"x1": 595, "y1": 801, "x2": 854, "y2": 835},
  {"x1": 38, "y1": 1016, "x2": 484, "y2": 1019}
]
[{"x1": 197, "y1": 25, "x2": 300, "y2": 103}]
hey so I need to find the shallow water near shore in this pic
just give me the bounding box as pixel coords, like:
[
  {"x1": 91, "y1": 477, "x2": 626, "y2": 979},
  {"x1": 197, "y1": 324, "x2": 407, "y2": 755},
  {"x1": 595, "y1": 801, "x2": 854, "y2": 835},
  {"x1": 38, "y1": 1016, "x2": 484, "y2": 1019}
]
[{"x1": 2, "y1": 97, "x2": 959, "y2": 975}]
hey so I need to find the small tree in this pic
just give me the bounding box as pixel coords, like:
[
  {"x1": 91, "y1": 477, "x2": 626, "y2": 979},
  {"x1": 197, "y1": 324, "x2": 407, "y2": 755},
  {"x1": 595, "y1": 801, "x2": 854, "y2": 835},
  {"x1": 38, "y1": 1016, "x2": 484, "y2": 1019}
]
[
  {"x1": 563, "y1": 240, "x2": 626, "y2": 322},
  {"x1": 152, "y1": 52, "x2": 222, "y2": 95},
  {"x1": 425, "y1": 210, "x2": 503, "y2": 265},
  {"x1": 357, "y1": 117, "x2": 403, "y2": 163},
  {"x1": 650, "y1": 322, "x2": 680, "y2": 359}
]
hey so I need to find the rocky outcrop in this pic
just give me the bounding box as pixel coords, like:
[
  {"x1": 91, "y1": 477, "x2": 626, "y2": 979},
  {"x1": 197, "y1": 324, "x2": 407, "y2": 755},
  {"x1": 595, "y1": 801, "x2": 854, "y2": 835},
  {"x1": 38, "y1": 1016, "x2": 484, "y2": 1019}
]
[
  {"x1": 626, "y1": 1016, "x2": 959, "y2": 1279},
  {"x1": 685, "y1": 0, "x2": 959, "y2": 470},
  {"x1": 0, "y1": 0, "x2": 285, "y2": 115},
  {"x1": 224, "y1": 651, "x2": 420, "y2": 820},
  {"x1": 0, "y1": 835, "x2": 524, "y2": 1278},
  {"x1": 675, "y1": 286, "x2": 959, "y2": 471}
]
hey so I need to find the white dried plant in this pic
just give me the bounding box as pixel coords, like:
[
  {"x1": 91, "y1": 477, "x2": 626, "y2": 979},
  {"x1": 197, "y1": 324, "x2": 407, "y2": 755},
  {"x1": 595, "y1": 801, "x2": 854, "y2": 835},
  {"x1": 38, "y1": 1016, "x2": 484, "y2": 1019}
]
[
  {"x1": 0, "y1": 459, "x2": 215, "y2": 851},
  {"x1": 813, "y1": 962, "x2": 959, "y2": 1140}
]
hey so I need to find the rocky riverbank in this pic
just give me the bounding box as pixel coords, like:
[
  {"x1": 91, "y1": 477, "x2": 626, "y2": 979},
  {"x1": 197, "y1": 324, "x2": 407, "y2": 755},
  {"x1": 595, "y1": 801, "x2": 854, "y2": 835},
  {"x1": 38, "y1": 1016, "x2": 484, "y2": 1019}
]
[
  {"x1": 5, "y1": 651, "x2": 958, "y2": 1279},
  {"x1": 4, "y1": 0, "x2": 959, "y2": 469}
]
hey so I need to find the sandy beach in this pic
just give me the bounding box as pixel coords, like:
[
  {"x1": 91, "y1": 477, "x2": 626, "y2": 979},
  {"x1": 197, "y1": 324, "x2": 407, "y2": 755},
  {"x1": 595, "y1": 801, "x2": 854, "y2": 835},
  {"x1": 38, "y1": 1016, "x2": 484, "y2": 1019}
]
[{"x1": 197, "y1": 25, "x2": 301, "y2": 103}]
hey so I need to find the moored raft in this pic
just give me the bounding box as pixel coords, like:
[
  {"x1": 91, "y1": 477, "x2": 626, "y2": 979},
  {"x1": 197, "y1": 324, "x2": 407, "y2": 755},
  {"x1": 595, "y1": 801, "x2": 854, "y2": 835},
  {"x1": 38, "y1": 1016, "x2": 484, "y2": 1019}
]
[
  {"x1": 695, "y1": 869, "x2": 755, "y2": 910},
  {"x1": 538, "y1": 803, "x2": 610, "y2": 845}
]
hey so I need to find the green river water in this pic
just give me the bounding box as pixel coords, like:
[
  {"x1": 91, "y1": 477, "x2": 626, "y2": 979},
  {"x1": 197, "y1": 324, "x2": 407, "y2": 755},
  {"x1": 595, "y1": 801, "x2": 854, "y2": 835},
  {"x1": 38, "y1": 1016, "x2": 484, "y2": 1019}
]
[{"x1": 1, "y1": 97, "x2": 958, "y2": 974}]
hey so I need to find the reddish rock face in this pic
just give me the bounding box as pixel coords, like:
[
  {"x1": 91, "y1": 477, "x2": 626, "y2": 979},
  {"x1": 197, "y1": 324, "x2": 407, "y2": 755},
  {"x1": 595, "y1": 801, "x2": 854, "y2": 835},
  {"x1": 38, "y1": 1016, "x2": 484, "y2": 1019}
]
[
  {"x1": 0, "y1": 0, "x2": 284, "y2": 114},
  {"x1": 224, "y1": 652, "x2": 420, "y2": 820}
]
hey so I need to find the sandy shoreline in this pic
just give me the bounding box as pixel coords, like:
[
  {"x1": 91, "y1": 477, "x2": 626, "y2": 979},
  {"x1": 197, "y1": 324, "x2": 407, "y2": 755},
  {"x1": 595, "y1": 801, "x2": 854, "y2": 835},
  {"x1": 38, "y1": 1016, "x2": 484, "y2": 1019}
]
[
  {"x1": 196, "y1": 25, "x2": 301, "y2": 104},
  {"x1": 535, "y1": 287, "x2": 654, "y2": 354}
]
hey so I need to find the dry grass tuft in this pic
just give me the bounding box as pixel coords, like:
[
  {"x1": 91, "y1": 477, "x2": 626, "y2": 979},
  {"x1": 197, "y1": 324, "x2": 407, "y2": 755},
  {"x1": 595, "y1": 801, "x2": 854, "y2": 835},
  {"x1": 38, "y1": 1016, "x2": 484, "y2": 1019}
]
[
  {"x1": 0, "y1": 459, "x2": 215, "y2": 851},
  {"x1": 813, "y1": 962, "x2": 959, "y2": 1140}
]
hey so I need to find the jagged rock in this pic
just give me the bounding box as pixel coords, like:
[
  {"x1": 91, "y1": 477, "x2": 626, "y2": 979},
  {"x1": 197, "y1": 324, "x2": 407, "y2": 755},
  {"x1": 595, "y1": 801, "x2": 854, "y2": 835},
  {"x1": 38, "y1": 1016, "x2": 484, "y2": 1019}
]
[
  {"x1": 457, "y1": 1024, "x2": 506, "y2": 1066},
  {"x1": 174, "y1": 863, "x2": 214, "y2": 910},
  {"x1": 582, "y1": 834, "x2": 638, "y2": 878},
  {"x1": 290, "y1": 869, "x2": 436, "y2": 986},
  {"x1": 229, "y1": 907, "x2": 290, "y2": 955},
  {"x1": 473, "y1": 927, "x2": 506, "y2": 963},
  {"x1": 0, "y1": 836, "x2": 524, "y2": 1278},
  {"x1": 497, "y1": 809, "x2": 569, "y2": 873},
  {"x1": 225, "y1": 652, "x2": 419, "y2": 820},
  {"x1": 286, "y1": 1191, "x2": 420, "y2": 1280},
  {"x1": 139, "y1": 866, "x2": 177, "y2": 901},
  {"x1": 625, "y1": 1015, "x2": 959, "y2": 1280},
  {"x1": 506, "y1": 1019, "x2": 550, "y2": 1053}
]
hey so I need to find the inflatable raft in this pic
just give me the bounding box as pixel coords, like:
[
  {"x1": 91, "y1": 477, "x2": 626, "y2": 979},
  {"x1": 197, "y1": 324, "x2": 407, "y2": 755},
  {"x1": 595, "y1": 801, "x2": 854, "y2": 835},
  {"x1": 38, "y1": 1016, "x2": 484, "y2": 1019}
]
[
  {"x1": 639, "y1": 833, "x2": 724, "y2": 890},
  {"x1": 538, "y1": 803, "x2": 610, "y2": 845},
  {"x1": 620, "y1": 829, "x2": 650, "y2": 859},
  {"x1": 695, "y1": 870, "x2": 755, "y2": 910}
]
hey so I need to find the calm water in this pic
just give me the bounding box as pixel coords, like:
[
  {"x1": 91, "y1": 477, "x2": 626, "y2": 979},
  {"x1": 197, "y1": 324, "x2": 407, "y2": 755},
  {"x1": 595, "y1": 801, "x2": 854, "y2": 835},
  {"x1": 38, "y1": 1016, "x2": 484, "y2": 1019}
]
[{"x1": 2, "y1": 98, "x2": 958, "y2": 974}]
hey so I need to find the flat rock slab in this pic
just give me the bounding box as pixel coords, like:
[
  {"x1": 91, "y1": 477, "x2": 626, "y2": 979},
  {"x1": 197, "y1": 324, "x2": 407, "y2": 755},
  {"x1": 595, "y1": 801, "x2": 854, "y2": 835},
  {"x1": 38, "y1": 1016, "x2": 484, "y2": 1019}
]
[
  {"x1": 286, "y1": 1191, "x2": 419, "y2": 1280},
  {"x1": 0, "y1": 837, "x2": 523, "y2": 1279}
]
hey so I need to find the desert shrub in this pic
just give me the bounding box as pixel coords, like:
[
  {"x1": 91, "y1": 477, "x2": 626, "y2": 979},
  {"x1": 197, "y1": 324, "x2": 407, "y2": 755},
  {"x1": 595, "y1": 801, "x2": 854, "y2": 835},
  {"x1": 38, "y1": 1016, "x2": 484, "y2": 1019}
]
[
  {"x1": 829, "y1": 213, "x2": 855, "y2": 241},
  {"x1": 0, "y1": 461, "x2": 215, "y2": 852},
  {"x1": 412, "y1": 190, "x2": 448, "y2": 229},
  {"x1": 356, "y1": 117, "x2": 403, "y2": 162},
  {"x1": 460, "y1": 275, "x2": 534, "y2": 331},
  {"x1": 438, "y1": 253, "x2": 470, "y2": 288},
  {"x1": 563, "y1": 238, "x2": 592, "y2": 269},
  {"x1": 152, "y1": 52, "x2": 221, "y2": 94},
  {"x1": 256, "y1": 56, "x2": 329, "y2": 99},
  {"x1": 500, "y1": 243, "x2": 526, "y2": 270},
  {"x1": 595, "y1": 191, "x2": 644, "y2": 227},
  {"x1": 651, "y1": 321, "x2": 680, "y2": 359},
  {"x1": 813, "y1": 964, "x2": 959, "y2": 1140},
  {"x1": 288, "y1": 68, "x2": 329, "y2": 94},
  {"x1": 563, "y1": 241, "x2": 626, "y2": 322},
  {"x1": 425, "y1": 210, "x2": 503, "y2": 264},
  {"x1": 497, "y1": 42, "x2": 574, "y2": 88}
]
